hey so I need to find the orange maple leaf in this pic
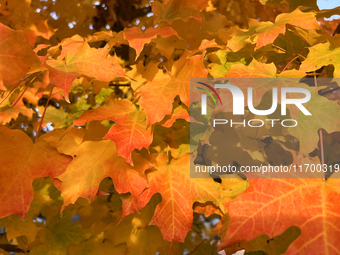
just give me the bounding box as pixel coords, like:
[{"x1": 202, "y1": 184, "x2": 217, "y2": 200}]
[
  {"x1": 124, "y1": 26, "x2": 180, "y2": 58},
  {"x1": 136, "y1": 153, "x2": 224, "y2": 242},
  {"x1": 0, "y1": 23, "x2": 39, "y2": 90},
  {"x1": 56, "y1": 140, "x2": 149, "y2": 210},
  {"x1": 219, "y1": 178, "x2": 340, "y2": 254},
  {"x1": 45, "y1": 39, "x2": 125, "y2": 101},
  {"x1": 139, "y1": 53, "x2": 207, "y2": 126},
  {"x1": 0, "y1": 127, "x2": 71, "y2": 218},
  {"x1": 74, "y1": 99, "x2": 153, "y2": 164}
]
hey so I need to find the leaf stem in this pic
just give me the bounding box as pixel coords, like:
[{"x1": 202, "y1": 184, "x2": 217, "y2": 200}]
[
  {"x1": 319, "y1": 129, "x2": 325, "y2": 181},
  {"x1": 281, "y1": 55, "x2": 300, "y2": 73},
  {"x1": 314, "y1": 76, "x2": 326, "y2": 181},
  {"x1": 11, "y1": 85, "x2": 29, "y2": 108},
  {"x1": 150, "y1": 51, "x2": 172, "y2": 77},
  {"x1": 11, "y1": 72, "x2": 42, "y2": 107},
  {"x1": 0, "y1": 74, "x2": 31, "y2": 106},
  {"x1": 272, "y1": 44, "x2": 305, "y2": 60},
  {"x1": 35, "y1": 84, "x2": 55, "y2": 143}
]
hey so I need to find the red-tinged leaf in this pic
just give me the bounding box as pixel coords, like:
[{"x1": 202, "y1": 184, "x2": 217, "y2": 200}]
[
  {"x1": 136, "y1": 153, "x2": 224, "y2": 242},
  {"x1": 139, "y1": 54, "x2": 207, "y2": 126},
  {"x1": 227, "y1": 8, "x2": 320, "y2": 51},
  {"x1": 0, "y1": 127, "x2": 72, "y2": 218},
  {"x1": 121, "y1": 194, "x2": 137, "y2": 220},
  {"x1": 218, "y1": 178, "x2": 340, "y2": 254},
  {"x1": 0, "y1": 23, "x2": 39, "y2": 89},
  {"x1": 42, "y1": 62, "x2": 79, "y2": 102},
  {"x1": 73, "y1": 99, "x2": 153, "y2": 164},
  {"x1": 124, "y1": 26, "x2": 179, "y2": 58},
  {"x1": 44, "y1": 41, "x2": 125, "y2": 101},
  {"x1": 119, "y1": 153, "x2": 154, "y2": 219},
  {"x1": 151, "y1": 0, "x2": 210, "y2": 23},
  {"x1": 56, "y1": 140, "x2": 148, "y2": 210}
]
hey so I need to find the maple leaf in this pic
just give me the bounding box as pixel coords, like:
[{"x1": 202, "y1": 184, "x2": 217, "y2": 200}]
[
  {"x1": 0, "y1": 23, "x2": 39, "y2": 89},
  {"x1": 0, "y1": 0, "x2": 55, "y2": 46},
  {"x1": 135, "y1": 153, "x2": 225, "y2": 242},
  {"x1": 43, "y1": 126, "x2": 86, "y2": 156},
  {"x1": 0, "y1": 178, "x2": 58, "y2": 244},
  {"x1": 153, "y1": 35, "x2": 187, "y2": 60},
  {"x1": 36, "y1": 106, "x2": 72, "y2": 129},
  {"x1": 300, "y1": 40, "x2": 340, "y2": 77},
  {"x1": 2, "y1": 0, "x2": 340, "y2": 253},
  {"x1": 56, "y1": 140, "x2": 148, "y2": 209},
  {"x1": 106, "y1": 193, "x2": 173, "y2": 255},
  {"x1": 0, "y1": 127, "x2": 71, "y2": 218},
  {"x1": 158, "y1": 101, "x2": 190, "y2": 128},
  {"x1": 45, "y1": 40, "x2": 125, "y2": 101},
  {"x1": 29, "y1": 211, "x2": 87, "y2": 254},
  {"x1": 74, "y1": 99, "x2": 153, "y2": 164},
  {"x1": 227, "y1": 8, "x2": 320, "y2": 51},
  {"x1": 124, "y1": 26, "x2": 179, "y2": 58},
  {"x1": 287, "y1": 87, "x2": 340, "y2": 154},
  {"x1": 151, "y1": 0, "x2": 210, "y2": 23},
  {"x1": 16, "y1": 13, "x2": 55, "y2": 47},
  {"x1": 0, "y1": 107, "x2": 33, "y2": 124},
  {"x1": 139, "y1": 53, "x2": 207, "y2": 126},
  {"x1": 218, "y1": 178, "x2": 340, "y2": 254},
  {"x1": 126, "y1": 60, "x2": 160, "y2": 90},
  {"x1": 42, "y1": 63, "x2": 79, "y2": 102},
  {"x1": 207, "y1": 50, "x2": 247, "y2": 78}
]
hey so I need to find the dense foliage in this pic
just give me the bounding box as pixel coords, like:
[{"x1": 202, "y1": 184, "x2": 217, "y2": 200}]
[{"x1": 1, "y1": 0, "x2": 340, "y2": 254}]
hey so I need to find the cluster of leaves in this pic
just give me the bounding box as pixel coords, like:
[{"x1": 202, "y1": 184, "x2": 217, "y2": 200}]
[{"x1": 1, "y1": 0, "x2": 340, "y2": 254}]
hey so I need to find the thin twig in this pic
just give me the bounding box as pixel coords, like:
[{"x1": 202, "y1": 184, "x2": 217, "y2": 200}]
[
  {"x1": 284, "y1": 33, "x2": 298, "y2": 54},
  {"x1": 0, "y1": 74, "x2": 32, "y2": 106},
  {"x1": 12, "y1": 72, "x2": 42, "y2": 107},
  {"x1": 150, "y1": 51, "x2": 172, "y2": 77},
  {"x1": 11, "y1": 85, "x2": 29, "y2": 108},
  {"x1": 314, "y1": 76, "x2": 326, "y2": 181},
  {"x1": 319, "y1": 129, "x2": 325, "y2": 181},
  {"x1": 35, "y1": 85, "x2": 55, "y2": 143},
  {"x1": 281, "y1": 55, "x2": 300, "y2": 73},
  {"x1": 111, "y1": 84, "x2": 131, "y2": 86},
  {"x1": 272, "y1": 44, "x2": 306, "y2": 60}
]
